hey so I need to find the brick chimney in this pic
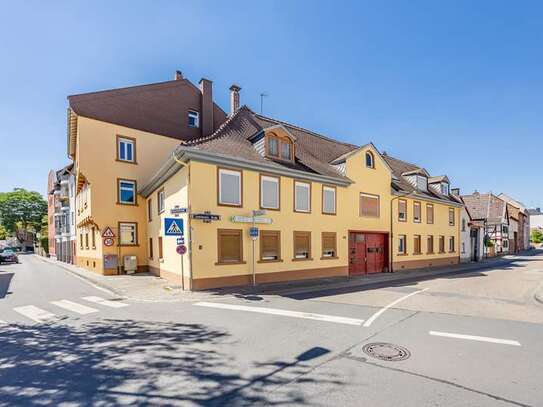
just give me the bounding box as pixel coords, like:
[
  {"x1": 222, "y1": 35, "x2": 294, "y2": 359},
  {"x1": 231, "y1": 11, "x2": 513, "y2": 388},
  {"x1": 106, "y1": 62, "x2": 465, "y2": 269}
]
[
  {"x1": 199, "y1": 78, "x2": 213, "y2": 137},
  {"x1": 174, "y1": 70, "x2": 183, "y2": 80},
  {"x1": 451, "y1": 188, "x2": 460, "y2": 196},
  {"x1": 229, "y1": 84, "x2": 241, "y2": 115}
]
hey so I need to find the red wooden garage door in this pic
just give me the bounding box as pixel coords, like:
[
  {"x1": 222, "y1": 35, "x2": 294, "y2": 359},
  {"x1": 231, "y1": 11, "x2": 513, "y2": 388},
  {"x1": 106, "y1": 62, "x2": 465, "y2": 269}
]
[{"x1": 349, "y1": 232, "x2": 387, "y2": 275}]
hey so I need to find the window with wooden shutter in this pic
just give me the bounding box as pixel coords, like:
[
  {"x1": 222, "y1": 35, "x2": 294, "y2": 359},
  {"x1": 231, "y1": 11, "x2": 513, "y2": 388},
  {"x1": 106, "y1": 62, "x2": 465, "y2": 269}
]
[
  {"x1": 148, "y1": 199, "x2": 152, "y2": 221},
  {"x1": 413, "y1": 201, "x2": 421, "y2": 223},
  {"x1": 449, "y1": 208, "x2": 455, "y2": 226},
  {"x1": 439, "y1": 236, "x2": 445, "y2": 253},
  {"x1": 427, "y1": 204, "x2": 434, "y2": 224},
  {"x1": 360, "y1": 193, "x2": 380, "y2": 218},
  {"x1": 149, "y1": 237, "x2": 153, "y2": 259},
  {"x1": 414, "y1": 235, "x2": 421, "y2": 254},
  {"x1": 427, "y1": 235, "x2": 434, "y2": 254},
  {"x1": 217, "y1": 229, "x2": 243, "y2": 264},
  {"x1": 449, "y1": 236, "x2": 455, "y2": 252},
  {"x1": 398, "y1": 199, "x2": 407, "y2": 221},
  {"x1": 260, "y1": 230, "x2": 281, "y2": 261},
  {"x1": 293, "y1": 231, "x2": 311, "y2": 260},
  {"x1": 158, "y1": 236, "x2": 163, "y2": 259},
  {"x1": 321, "y1": 232, "x2": 337, "y2": 259}
]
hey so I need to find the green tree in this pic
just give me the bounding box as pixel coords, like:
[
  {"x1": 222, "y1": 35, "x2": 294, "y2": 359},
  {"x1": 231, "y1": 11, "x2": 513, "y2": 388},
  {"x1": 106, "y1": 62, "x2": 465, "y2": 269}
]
[
  {"x1": 531, "y1": 229, "x2": 543, "y2": 244},
  {"x1": 0, "y1": 188, "x2": 47, "y2": 233},
  {"x1": 0, "y1": 224, "x2": 8, "y2": 240}
]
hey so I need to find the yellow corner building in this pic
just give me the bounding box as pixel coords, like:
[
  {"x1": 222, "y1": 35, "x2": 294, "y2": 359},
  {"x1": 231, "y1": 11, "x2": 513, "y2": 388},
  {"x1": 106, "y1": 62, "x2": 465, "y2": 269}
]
[{"x1": 66, "y1": 72, "x2": 462, "y2": 290}]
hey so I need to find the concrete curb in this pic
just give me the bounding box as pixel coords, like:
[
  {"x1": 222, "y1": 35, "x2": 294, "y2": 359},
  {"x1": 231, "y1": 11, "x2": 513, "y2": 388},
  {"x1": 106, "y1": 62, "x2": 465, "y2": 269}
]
[{"x1": 36, "y1": 256, "x2": 124, "y2": 298}]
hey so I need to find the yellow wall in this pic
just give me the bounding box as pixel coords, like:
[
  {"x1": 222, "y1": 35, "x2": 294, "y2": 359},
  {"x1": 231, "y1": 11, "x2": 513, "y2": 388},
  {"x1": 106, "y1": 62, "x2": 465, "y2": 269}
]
[
  {"x1": 74, "y1": 116, "x2": 181, "y2": 273},
  {"x1": 392, "y1": 197, "x2": 460, "y2": 269},
  {"x1": 187, "y1": 145, "x2": 393, "y2": 283},
  {"x1": 146, "y1": 167, "x2": 190, "y2": 286}
]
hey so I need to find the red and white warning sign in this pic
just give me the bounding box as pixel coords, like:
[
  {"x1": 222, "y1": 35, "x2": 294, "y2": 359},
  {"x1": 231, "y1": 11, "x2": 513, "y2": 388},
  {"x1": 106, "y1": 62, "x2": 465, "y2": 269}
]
[
  {"x1": 102, "y1": 227, "x2": 115, "y2": 238},
  {"x1": 103, "y1": 237, "x2": 115, "y2": 247}
]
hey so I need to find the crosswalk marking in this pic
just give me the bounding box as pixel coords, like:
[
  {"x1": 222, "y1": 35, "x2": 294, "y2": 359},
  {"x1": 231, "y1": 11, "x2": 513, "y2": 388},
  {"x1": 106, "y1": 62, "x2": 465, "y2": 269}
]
[
  {"x1": 194, "y1": 302, "x2": 365, "y2": 326},
  {"x1": 82, "y1": 296, "x2": 129, "y2": 308},
  {"x1": 14, "y1": 305, "x2": 57, "y2": 323},
  {"x1": 51, "y1": 300, "x2": 98, "y2": 315}
]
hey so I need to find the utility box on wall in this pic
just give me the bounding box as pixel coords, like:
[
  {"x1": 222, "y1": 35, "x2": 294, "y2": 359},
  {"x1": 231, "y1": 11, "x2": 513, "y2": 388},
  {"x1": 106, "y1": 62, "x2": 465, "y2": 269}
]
[
  {"x1": 103, "y1": 254, "x2": 118, "y2": 270},
  {"x1": 123, "y1": 255, "x2": 138, "y2": 274}
]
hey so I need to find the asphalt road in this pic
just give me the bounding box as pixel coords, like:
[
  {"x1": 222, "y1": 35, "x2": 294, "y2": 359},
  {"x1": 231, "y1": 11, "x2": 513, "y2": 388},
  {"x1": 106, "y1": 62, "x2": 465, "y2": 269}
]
[{"x1": 1, "y1": 253, "x2": 543, "y2": 406}]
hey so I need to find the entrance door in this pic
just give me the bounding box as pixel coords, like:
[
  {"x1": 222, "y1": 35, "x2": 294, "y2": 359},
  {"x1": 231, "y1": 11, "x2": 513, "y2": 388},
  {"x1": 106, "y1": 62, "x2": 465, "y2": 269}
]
[{"x1": 349, "y1": 233, "x2": 367, "y2": 275}]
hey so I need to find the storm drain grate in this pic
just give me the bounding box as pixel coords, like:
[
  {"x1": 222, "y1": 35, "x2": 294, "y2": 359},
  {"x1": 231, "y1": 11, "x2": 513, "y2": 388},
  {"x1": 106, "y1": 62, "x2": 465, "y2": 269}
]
[{"x1": 362, "y1": 342, "x2": 411, "y2": 361}]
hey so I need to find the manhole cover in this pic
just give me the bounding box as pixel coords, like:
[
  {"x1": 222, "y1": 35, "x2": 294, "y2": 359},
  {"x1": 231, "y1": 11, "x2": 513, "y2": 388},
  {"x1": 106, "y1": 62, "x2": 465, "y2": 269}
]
[{"x1": 362, "y1": 342, "x2": 411, "y2": 361}]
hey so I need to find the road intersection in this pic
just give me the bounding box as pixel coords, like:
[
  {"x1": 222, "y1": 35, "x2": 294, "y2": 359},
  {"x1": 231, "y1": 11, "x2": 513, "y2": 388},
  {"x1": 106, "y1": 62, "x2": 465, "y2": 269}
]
[{"x1": 1, "y1": 253, "x2": 542, "y2": 405}]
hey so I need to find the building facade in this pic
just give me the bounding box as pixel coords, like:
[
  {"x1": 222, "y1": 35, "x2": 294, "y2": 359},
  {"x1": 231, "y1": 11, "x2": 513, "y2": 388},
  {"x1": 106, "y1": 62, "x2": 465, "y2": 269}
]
[
  {"x1": 48, "y1": 164, "x2": 77, "y2": 263},
  {"x1": 67, "y1": 71, "x2": 228, "y2": 275},
  {"x1": 498, "y1": 193, "x2": 531, "y2": 251},
  {"x1": 461, "y1": 193, "x2": 509, "y2": 257},
  {"x1": 140, "y1": 105, "x2": 461, "y2": 290},
  {"x1": 65, "y1": 71, "x2": 464, "y2": 290}
]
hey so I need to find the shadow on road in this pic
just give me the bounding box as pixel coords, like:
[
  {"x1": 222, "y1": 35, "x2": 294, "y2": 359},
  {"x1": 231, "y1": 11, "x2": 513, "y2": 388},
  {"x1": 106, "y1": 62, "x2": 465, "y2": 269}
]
[
  {"x1": 0, "y1": 272, "x2": 14, "y2": 298},
  {"x1": 0, "y1": 319, "x2": 337, "y2": 406}
]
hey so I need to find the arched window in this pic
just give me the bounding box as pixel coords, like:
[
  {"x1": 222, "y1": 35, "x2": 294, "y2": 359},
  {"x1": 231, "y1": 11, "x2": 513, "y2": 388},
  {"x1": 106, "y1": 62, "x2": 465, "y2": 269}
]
[{"x1": 365, "y1": 151, "x2": 374, "y2": 168}]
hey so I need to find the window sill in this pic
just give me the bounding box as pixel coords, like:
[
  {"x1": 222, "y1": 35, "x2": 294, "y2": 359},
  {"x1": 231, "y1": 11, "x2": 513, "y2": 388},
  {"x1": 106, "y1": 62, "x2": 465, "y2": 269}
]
[
  {"x1": 257, "y1": 259, "x2": 283, "y2": 264},
  {"x1": 292, "y1": 257, "x2": 313, "y2": 262},
  {"x1": 320, "y1": 256, "x2": 339, "y2": 260},
  {"x1": 397, "y1": 253, "x2": 408, "y2": 256},
  {"x1": 260, "y1": 206, "x2": 280, "y2": 211},
  {"x1": 115, "y1": 159, "x2": 138, "y2": 165},
  {"x1": 412, "y1": 252, "x2": 422, "y2": 256},
  {"x1": 398, "y1": 218, "x2": 407, "y2": 222},
  {"x1": 322, "y1": 212, "x2": 337, "y2": 216},
  {"x1": 414, "y1": 220, "x2": 421, "y2": 223},
  {"x1": 294, "y1": 210, "x2": 311, "y2": 214},
  {"x1": 215, "y1": 261, "x2": 247, "y2": 266},
  {"x1": 117, "y1": 202, "x2": 138, "y2": 206},
  {"x1": 218, "y1": 202, "x2": 242, "y2": 208},
  {"x1": 119, "y1": 244, "x2": 139, "y2": 247},
  {"x1": 438, "y1": 251, "x2": 446, "y2": 254}
]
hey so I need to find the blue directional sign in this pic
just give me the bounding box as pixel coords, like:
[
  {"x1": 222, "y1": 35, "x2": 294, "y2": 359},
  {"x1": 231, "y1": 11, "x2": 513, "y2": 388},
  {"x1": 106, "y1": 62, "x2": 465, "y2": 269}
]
[
  {"x1": 249, "y1": 227, "x2": 259, "y2": 238},
  {"x1": 164, "y1": 218, "x2": 184, "y2": 236}
]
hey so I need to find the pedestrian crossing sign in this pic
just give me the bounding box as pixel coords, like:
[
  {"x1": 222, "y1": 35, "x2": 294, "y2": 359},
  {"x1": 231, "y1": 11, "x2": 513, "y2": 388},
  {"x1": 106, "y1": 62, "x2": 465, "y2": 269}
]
[
  {"x1": 101, "y1": 227, "x2": 115, "y2": 238},
  {"x1": 164, "y1": 218, "x2": 184, "y2": 236}
]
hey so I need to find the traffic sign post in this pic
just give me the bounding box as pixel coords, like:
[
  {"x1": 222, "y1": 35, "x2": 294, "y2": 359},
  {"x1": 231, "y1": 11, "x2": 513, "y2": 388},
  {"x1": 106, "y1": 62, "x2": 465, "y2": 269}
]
[{"x1": 176, "y1": 244, "x2": 187, "y2": 290}]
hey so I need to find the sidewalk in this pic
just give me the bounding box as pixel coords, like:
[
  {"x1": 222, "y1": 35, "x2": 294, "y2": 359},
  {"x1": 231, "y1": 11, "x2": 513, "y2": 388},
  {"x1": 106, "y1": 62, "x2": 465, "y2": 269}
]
[
  {"x1": 218, "y1": 249, "x2": 542, "y2": 298},
  {"x1": 38, "y1": 250, "x2": 542, "y2": 302},
  {"x1": 37, "y1": 256, "x2": 215, "y2": 303}
]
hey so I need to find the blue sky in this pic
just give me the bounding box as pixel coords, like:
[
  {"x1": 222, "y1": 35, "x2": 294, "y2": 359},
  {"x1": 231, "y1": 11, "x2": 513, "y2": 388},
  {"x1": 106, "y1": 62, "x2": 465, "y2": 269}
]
[{"x1": 1, "y1": 1, "x2": 541, "y2": 207}]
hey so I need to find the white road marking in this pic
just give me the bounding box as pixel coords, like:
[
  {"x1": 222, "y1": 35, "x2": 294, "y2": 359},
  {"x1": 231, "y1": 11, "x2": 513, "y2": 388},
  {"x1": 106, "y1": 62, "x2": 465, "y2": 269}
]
[
  {"x1": 429, "y1": 331, "x2": 521, "y2": 346},
  {"x1": 0, "y1": 320, "x2": 7, "y2": 325},
  {"x1": 82, "y1": 296, "x2": 129, "y2": 308},
  {"x1": 363, "y1": 288, "x2": 429, "y2": 327},
  {"x1": 14, "y1": 305, "x2": 57, "y2": 323},
  {"x1": 51, "y1": 300, "x2": 98, "y2": 315},
  {"x1": 195, "y1": 302, "x2": 364, "y2": 326}
]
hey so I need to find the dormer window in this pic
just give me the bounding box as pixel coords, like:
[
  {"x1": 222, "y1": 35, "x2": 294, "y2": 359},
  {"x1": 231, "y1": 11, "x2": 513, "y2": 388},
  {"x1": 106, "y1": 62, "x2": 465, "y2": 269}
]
[
  {"x1": 440, "y1": 183, "x2": 449, "y2": 195},
  {"x1": 365, "y1": 151, "x2": 375, "y2": 168},
  {"x1": 415, "y1": 175, "x2": 427, "y2": 191},
  {"x1": 266, "y1": 133, "x2": 294, "y2": 162},
  {"x1": 188, "y1": 111, "x2": 199, "y2": 128}
]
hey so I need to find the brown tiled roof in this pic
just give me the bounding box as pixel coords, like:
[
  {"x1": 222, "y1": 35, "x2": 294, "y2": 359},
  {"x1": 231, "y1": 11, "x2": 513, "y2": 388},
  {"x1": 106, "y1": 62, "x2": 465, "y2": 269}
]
[
  {"x1": 461, "y1": 193, "x2": 506, "y2": 222},
  {"x1": 68, "y1": 79, "x2": 227, "y2": 141},
  {"x1": 382, "y1": 155, "x2": 458, "y2": 204},
  {"x1": 187, "y1": 106, "x2": 357, "y2": 179}
]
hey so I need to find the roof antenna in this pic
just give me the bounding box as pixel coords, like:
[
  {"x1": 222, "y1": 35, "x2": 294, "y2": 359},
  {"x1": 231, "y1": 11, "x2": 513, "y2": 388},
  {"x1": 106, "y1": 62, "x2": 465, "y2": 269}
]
[{"x1": 260, "y1": 93, "x2": 268, "y2": 114}]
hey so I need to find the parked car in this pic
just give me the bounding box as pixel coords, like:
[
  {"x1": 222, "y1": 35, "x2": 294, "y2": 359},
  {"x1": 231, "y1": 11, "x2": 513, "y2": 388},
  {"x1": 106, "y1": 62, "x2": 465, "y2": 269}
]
[{"x1": 0, "y1": 249, "x2": 19, "y2": 264}]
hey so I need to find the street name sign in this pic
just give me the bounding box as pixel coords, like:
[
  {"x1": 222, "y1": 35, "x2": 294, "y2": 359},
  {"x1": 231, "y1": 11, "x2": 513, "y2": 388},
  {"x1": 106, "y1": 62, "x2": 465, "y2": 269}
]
[{"x1": 231, "y1": 215, "x2": 273, "y2": 224}]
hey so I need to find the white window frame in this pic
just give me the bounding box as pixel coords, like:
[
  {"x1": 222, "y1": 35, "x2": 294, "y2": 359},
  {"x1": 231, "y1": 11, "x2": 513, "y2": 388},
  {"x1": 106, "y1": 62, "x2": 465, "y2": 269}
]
[
  {"x1": 219, "y1": 168, "x2": 242, "y2": 206},
  {"x1": 158, "y1": 189, "x2": 165, "y2": 213},
  {"x1": 118, "y1": 180, "x2": 136, "y2": 205},
  {"x1": 260, "y1": 175, "x2": 279, "y2": 210},
  {"x1": 294, "y1": 181, "x2": 311, "y2": 213},
  {"x1": 117, "y1": 137, "x2": 135, "y2": 162},
  {"x1": 398, "y1": 235, "x2": 406, "y2": 254},
  {"x1": 322, "y1": 186, "x2": 336, "y2": 214},
  {"x1": 415, "y1": 175, "x2": 427, "y2": 191},
  {"x1": 440, "y1": 182, "x2": 449, "y2": 195},
  {"x1": 119, "y1": 222, "x2": 137, "y2": 245},
  {"x1": 188, "y1": 110, "x2": 199, "y2": 128}
]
